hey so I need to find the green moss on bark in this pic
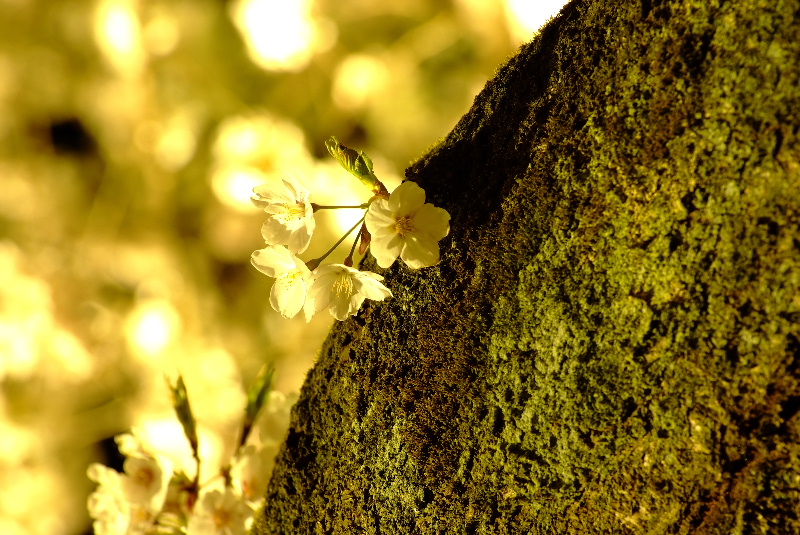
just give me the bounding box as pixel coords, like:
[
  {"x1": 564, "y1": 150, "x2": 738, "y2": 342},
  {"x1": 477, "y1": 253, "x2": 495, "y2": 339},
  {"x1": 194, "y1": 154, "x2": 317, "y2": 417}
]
[{"x1": 254, "y1": 0, "x2": 800, "y2": 533}]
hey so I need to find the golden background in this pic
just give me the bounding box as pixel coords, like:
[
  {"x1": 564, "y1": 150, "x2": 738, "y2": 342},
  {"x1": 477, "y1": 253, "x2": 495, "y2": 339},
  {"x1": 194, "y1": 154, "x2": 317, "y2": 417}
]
[{"x1": 0, "y1": 0, "x2": 565, "y2": 533}]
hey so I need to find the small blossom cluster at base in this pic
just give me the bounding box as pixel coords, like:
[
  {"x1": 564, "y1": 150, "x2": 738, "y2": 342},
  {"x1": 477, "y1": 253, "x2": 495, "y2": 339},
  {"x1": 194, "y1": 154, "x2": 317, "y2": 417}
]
[
  {"x1": 250, "y1": 137, "x2": 450, "y2": 321},
  {"x1": 87, "y1": 376, "x2": 297, "y2": 535},
  {"x1": 88, "y1": 436, "x2": 264, "y2": 535},
  {"x1": 87, "y1": 432, "x2": 178, "y2": 535}
]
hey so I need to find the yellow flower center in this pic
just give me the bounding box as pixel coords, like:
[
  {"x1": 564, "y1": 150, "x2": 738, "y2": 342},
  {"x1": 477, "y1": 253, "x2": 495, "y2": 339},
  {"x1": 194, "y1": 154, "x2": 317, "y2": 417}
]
[
  {"x1": 133, "y1": 466, "x2": 155, "y2": 488},
  {"x1": 276, "y1": 270, "x2": 304, "y2": 292},
  {"x1": 395, "y1": 216, "x2": 415, "y2": 237},
  {"x1": 213, "y1": 507, "x2": 231, "y2": 530},
  {"x1": 332, "y1": 273, "x2": 354, "y2": 298},
  {"x1": 283, "y1": 202, "x2": 307, "y2": 220},
  {"x1": 275, "y1": 202, "x2": 306, "y2": 223},
  {"x1": 242, "y1": 479, "x2": 255, "y2": 500}
]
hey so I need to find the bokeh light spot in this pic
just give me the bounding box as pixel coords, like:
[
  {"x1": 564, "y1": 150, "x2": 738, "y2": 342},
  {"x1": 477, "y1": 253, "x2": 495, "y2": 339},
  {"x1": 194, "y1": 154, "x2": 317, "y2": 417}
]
[
  {"x1": 143, "y1": 14, "x2": 180, "y2": 56},
  {"x1": 332, "y1": 54, "x2": 389, "y2": 110},
  {"x1": 210, "y1": 114, "x2": 314, "y2": 214},
  {"x1": 125, "y1": 300, "x2": 181, "y2": 359},
  {"x1": 94, "y1": 0, "x2": 145, "y2": 76},
  {"x1": 504, "y1": 0, "x2": 568, "y2": 42},
  {"x1": 229, "y1": 0, "x2": 321, "y2": 72},
  {"x1": 212, "y1": 165, "x2": 266, "y2": 213}
]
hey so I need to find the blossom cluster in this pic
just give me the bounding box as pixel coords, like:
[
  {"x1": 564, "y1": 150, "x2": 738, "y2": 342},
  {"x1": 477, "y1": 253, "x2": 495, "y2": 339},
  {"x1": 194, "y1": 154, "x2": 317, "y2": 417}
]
[
  {"x1": 89, "y1": 431, "x2": 267, "y2": 535},
  {"x1": 87, "y1": 370, "x2": 295, "y2": 535},
  {"x1": 251, "y1": 137, "x2": 450, "y2": 321},
  {"x1": 87, "y1": 433, "x2": 175, "y2": 535}
]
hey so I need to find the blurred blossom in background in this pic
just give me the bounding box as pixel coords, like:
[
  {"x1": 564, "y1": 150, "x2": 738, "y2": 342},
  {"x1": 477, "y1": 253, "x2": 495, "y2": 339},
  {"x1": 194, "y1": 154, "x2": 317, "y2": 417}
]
[{"x1": 0, "y1": 0, "x2": 567, "y2": 533}]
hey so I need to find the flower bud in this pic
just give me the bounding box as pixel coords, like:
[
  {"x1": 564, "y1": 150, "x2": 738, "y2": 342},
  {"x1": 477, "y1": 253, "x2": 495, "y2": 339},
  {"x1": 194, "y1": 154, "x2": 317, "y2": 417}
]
[{"x1": 325, "y1": 136, "x2": 387, "y2": 195}]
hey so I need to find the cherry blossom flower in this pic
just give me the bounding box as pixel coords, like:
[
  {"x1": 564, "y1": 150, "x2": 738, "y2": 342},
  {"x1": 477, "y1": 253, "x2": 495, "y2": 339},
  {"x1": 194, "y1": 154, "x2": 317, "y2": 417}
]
[
  {"x1": 87, "y1": 463, "x2": 163, "y2": 535},
  {"x1": 250, "y1": 245, "x2": 311, "y2": 319},
  {"x1": 187, "y1": 488, "x2": 256, "y2": 535},
  {"x1": 257, "y1": 390, "x2": 298, "y2": 444},
  {"x1": 87, "y1": 464, "x2": 132, "y2": 535},
  {"x1": 304, "y1": 264, "x2": 392, "y2": 321},
  {"x1": 365, "y1": 181, "x2": 450, "y2": 269},
  {"x1": 87, "y1": 432, "x2": 175, "y2": 535},
  {"x1": 251, "y1": 174, "x2": 315, "y2": 254},
  {"x1": 114, "y1": 433, "x2": 142, "y2": 457},
  {"x1": 113, "y1": 432, "x2": 174, "y2": 512},
  {"x1": 120, "y1": 454, "x2": 173, "y2": 512},
  {"x1": 230, "y1": 444, "x2": 277, "y2": 503}
]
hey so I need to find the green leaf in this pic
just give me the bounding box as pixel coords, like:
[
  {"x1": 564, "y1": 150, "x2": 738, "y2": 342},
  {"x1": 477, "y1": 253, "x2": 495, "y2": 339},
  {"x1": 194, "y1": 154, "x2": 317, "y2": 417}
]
[
  {"x1": 325, "y1": 136, "x2": 384, "y2": 194},
  {"x1": 239, "y1": 364, "x2": 275, "y2": 448},
  {"x1": 167, "y1": 374, "x2": 199, "y2": 456}
]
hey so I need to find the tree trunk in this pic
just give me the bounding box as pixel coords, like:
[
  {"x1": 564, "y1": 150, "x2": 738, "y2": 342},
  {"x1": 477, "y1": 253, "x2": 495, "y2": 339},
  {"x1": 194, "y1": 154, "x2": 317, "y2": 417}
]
[{"x1": 254, "y1": 0, "x2": 800, "y2": 533}]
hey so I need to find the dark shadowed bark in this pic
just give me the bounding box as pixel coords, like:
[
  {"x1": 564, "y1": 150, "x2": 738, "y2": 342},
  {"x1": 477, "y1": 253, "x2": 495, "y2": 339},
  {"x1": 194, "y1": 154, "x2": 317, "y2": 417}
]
[{"x1": 254, "y1": 0, "x2": 800, "y2": 533}]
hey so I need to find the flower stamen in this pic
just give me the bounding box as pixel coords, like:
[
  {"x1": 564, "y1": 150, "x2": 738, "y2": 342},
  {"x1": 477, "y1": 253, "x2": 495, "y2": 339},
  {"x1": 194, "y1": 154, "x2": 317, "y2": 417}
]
[
  {"x1": 283, "y1": 202, "x2": 307, "y2": 219},
  {"x1": 395, "y1": 216, "x2": 415, "y2": 237},
  {"x1": 213, "y1": 508, "x2": 231, "y2": 530},
  {"x1": 132, "y1": 467, "x2": 155, "y2": 488},
  {"x1": 332, "y1": 274, "x2": 354, "y2": 298}
]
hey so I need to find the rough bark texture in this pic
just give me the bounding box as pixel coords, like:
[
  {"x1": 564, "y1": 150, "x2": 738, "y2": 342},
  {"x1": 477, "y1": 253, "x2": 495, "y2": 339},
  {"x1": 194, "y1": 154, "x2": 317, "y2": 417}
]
[{"x1": 254, "y1": 0, "x2": 800, "y2": 533}]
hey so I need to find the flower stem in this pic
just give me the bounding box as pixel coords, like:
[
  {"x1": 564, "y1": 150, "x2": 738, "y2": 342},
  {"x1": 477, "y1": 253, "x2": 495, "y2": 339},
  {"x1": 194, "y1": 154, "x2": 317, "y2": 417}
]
[
  {"x1": 306, "y1": 216, "x2": 366, "y2": 270},
  {"x1": 344, "y1": 222, "x2": 365, "y2": 267},
  {"x1": 311, "y1": 203, "x2": 368, "y2": 211}
]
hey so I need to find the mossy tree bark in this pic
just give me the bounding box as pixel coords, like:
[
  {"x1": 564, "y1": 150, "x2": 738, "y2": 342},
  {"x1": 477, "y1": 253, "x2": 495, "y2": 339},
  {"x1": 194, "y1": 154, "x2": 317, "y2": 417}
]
[{"x1": 254, "y1": 0, "x2": 800, "y2": 533}]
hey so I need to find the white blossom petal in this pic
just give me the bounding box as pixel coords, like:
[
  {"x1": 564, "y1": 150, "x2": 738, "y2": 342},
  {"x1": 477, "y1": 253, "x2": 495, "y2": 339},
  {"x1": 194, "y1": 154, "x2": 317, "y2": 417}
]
[
  {"x1": 365, "y1": 200, "x2": 396, "y2": 237},
  {"x1": 331, "y1": 293, "x2": 361, "y2": 320},
  {"x1": 251, "y1": 247, "x2": 296, "y2": 278},
  {"x1": 302, "y1": 292, "x2": 319, "y2": 322},
  {"x1": 121, "y1": 454, "x2": 171, "y2": 509},
  {"x1": 231, "y1": 444, "x2": 277, "y2": 502},
  {"x1": 260, "y1": 219, "x2": 293, "y2": 246},
  {"x1": 281, "y1": 174, "x2": 305, "y2": 200},
  {"x1": 187, "y1": 488, "x2": 255, "y2": 535},
  {"x1": 338, "y1": 293, "x2": 366, "y2": 321},
  {"x1": 270, "y1": 273, "x2": 308, "y2": 318},
  {"x1": 388, "y1": 181, "x2": 425, "y2": 214},
  {"x1": 114, "y1": 433, "x2": 142, "y2": 458},
  {"x1": 286, "y1": 218, "x2": 314, "y2": 253},
  {"x1": 401, "y1": 233, "x2": 440, "y2": 269},
  {"x1": 412, "y1": 204, "x2": 450, "y2": 241},
  {"x1": 353, "y1": 272, "x2": 393, "y2": 301},
  {"x1": 88, "y1": 463, "x2": 119, "y2": 486},
  {"x1": 370, "y1": 233, "x2": 403, "y2": 268},
  {"x1": 251, "y1": 181, "x2": 294, "y2": 206},
  {"x1": 88, "y1": 484, "x2": 130, "y2": 535}
]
